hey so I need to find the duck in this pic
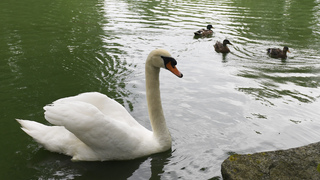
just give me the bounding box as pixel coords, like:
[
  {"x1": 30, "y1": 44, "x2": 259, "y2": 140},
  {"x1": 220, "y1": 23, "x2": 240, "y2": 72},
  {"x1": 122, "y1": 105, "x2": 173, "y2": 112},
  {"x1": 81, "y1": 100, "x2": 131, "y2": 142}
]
[
  {"x1": 267, "y1": 46, "x2": 290, "y2": 59},
  {"x1": 17, "y1": 49, "x2": 183, "y2": 161},
  {"x1": 214, "y1": 39, "x2": 232, "y2": 53},
  {"x1": 194, "y1": 24, "x2": 213, "y2": 37}
]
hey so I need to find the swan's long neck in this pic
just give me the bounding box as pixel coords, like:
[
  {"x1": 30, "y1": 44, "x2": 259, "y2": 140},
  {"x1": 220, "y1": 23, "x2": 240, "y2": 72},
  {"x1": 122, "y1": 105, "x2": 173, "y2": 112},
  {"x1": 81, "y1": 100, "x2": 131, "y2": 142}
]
[{"x1": 145, "y1": 63, "x2": 172, "y2": 148}]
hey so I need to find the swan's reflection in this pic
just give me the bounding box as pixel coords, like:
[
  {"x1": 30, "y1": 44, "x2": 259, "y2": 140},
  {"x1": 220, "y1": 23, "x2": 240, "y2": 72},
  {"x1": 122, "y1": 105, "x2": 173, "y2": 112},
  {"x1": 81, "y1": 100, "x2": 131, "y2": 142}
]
[
  {"x1": 28, "y1": 148, "x2": 172, "y2": 179},
  {"x1": 149, "y1": 150, "x2": 172, "y2": 179}
]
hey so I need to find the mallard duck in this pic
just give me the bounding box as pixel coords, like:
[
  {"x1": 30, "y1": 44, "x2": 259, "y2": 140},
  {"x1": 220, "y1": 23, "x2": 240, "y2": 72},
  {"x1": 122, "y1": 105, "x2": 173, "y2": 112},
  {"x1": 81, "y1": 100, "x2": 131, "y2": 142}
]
[
  {"x1": 267, "y1": 46, "x2": 290, "y2": 59},
  {"x1": 214, "y1": 39, "x2": 232, "y2": 53},
  {"x1": 194, "y1": 25, "x2": 213, "y2": 37}
]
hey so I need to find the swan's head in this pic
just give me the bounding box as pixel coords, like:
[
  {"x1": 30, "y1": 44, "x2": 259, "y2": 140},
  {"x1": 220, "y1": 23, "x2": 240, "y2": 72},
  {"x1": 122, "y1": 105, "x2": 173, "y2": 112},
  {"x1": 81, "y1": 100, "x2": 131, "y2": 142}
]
[{"x1": 147, "y1": 49, "x2": 183, "y2": 78}]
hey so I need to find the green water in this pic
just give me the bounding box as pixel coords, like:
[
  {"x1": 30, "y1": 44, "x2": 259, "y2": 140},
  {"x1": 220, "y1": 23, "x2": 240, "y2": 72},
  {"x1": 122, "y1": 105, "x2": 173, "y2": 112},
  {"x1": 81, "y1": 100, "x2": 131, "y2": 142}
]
[{"x1": 1, "y1": 0, "x2": 320, "y2": 179}]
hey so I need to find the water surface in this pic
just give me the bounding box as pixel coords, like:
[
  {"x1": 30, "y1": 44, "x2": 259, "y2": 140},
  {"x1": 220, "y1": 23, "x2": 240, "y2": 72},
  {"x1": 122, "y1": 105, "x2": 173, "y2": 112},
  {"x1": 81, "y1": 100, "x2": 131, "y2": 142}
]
[{"x1": 1, "y1": 0, "x2": 320, "y2": 179}]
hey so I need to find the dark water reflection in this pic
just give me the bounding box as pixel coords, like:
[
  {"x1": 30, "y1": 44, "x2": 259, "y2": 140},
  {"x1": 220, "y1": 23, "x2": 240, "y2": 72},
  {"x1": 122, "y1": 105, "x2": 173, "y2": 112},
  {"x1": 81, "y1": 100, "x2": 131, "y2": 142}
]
[
  {"x1": 229, "y1": 0, "x2": 320, "y2": 46},
  {"x1": 23, "y1": 148, "x2": 172, "y2": 179},
  {"x1": 225, "y1": 0, "x2": 320, "y2": 106},
  {"x1": 238, "y1": 64, "x2": 320, "y2": 105},
  {"x1": 1, "y1": 0, "x2": 320, "y2": 179},
  {"x1": 0, "y1": 0, "x2": 134, "y2": 106}
]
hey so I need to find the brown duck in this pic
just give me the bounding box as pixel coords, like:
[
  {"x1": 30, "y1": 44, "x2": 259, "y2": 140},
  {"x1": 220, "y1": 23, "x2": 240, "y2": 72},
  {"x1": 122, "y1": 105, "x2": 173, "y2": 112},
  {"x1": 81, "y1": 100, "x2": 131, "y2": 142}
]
[
  {"x1": 214, "y1": 39, "x2": 232, "y2": 53},
  {"x1": 194, "y1": 25, "x2": 213, "y2": 37},
  {"x1": 267, "y1": 46, "x2": 290, "y2": 59}
]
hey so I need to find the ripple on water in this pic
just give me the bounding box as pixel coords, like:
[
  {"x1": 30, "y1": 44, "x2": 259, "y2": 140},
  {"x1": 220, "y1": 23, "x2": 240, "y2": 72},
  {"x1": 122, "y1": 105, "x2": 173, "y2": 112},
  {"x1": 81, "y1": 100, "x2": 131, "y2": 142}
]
[{"x1": 3, "y1": 0, "x2": 320, "y2": 179}]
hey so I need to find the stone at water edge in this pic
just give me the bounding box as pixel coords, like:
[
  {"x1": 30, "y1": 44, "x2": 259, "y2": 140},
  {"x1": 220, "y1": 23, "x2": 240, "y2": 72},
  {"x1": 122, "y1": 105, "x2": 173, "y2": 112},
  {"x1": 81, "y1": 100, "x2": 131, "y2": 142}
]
[{"x1": 221, "y1": 142, "x2": 320, "y2": 180}]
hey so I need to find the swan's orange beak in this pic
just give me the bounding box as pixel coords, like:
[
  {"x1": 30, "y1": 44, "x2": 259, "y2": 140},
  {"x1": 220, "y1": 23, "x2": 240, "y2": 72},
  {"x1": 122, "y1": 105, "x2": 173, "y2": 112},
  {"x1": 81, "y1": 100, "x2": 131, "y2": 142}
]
[{"x1": 166, "y1": 62, "x2": 183, "y2": 78}]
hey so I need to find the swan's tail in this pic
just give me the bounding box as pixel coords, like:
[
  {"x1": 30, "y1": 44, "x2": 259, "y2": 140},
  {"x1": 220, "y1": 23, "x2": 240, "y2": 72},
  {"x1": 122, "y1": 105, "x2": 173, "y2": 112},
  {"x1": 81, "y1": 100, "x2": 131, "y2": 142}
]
[
  {"x1": 17, "y1": 119, "x2": 51, "y2": 140},
  {"x1": 16, "y1": 119, "x2": 77, "y2": 155}
]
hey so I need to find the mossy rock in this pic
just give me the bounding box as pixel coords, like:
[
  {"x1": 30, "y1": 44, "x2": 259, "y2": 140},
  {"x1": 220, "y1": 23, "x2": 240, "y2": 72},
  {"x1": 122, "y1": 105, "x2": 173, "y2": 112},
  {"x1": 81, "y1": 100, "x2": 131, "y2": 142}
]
[{"x1": 221, "y1": 142, "x2": 320, "y2": 180}]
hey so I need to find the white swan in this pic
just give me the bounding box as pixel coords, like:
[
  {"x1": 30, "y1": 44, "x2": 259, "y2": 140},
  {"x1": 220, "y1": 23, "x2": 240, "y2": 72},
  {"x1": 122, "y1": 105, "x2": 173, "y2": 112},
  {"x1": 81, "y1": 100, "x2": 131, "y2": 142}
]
[{"x1": 17, "y1": 49, "x2": 183, "y2": 161}]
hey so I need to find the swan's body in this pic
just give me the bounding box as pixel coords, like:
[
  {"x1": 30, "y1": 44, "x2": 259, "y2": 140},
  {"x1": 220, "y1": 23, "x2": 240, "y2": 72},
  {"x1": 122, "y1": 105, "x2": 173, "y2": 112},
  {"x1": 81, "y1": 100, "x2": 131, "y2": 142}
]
[{"x1": 17, "y1": 49, "x2": 183, "y2": 161}]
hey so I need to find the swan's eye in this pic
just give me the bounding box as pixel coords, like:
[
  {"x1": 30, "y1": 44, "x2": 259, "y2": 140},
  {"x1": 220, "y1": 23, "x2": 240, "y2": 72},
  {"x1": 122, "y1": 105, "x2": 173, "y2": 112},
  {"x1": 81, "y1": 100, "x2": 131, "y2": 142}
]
[
  {"x1": 171, "y1": 59, "x2": 177, "y2": 67},
  {"x1": 161, "y1": 56, "x2": 177, "y2": 69}
]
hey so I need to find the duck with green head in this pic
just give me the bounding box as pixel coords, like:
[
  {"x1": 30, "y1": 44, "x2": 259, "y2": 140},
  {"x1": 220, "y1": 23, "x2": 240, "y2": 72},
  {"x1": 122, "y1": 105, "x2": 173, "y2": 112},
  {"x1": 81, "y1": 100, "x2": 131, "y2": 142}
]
[
  {"x1": 194, "y1": 25, "x2": 213, "y2": 37},
  {"x1": 214, "y1": 39, "x2": 232, "y2": 53},
  {"x1": 267, "y1": 46, "x2": 290, "y2": 59}
]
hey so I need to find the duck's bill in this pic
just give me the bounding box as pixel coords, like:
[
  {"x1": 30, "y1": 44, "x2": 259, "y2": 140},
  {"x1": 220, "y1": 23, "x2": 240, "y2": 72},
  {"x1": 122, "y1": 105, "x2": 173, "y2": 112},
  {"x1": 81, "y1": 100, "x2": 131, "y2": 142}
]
[
  {"x1": 165, "y1": 62, "x2": 183, "y2": 78},
  {"x1": 287, "y1": 50, "x2": 291, "y2": 53}
]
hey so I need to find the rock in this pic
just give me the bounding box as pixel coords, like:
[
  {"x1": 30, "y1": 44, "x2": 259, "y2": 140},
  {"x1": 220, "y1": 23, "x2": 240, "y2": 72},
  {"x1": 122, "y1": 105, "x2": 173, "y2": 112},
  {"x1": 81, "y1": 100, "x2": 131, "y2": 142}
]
[{"x1": 221, "y1": 142, "x2": 320, "y2": 180}]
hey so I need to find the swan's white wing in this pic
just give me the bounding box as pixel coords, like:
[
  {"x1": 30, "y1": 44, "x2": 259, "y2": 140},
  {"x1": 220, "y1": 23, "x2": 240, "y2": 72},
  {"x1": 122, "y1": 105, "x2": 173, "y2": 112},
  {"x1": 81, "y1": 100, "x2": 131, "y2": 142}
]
[
  {"x1": 44, "y1": 100, "x2": 152, "y2": 160},
  {"x1": 47, "y1": 92, "x2": 138, "y2": 126}
]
